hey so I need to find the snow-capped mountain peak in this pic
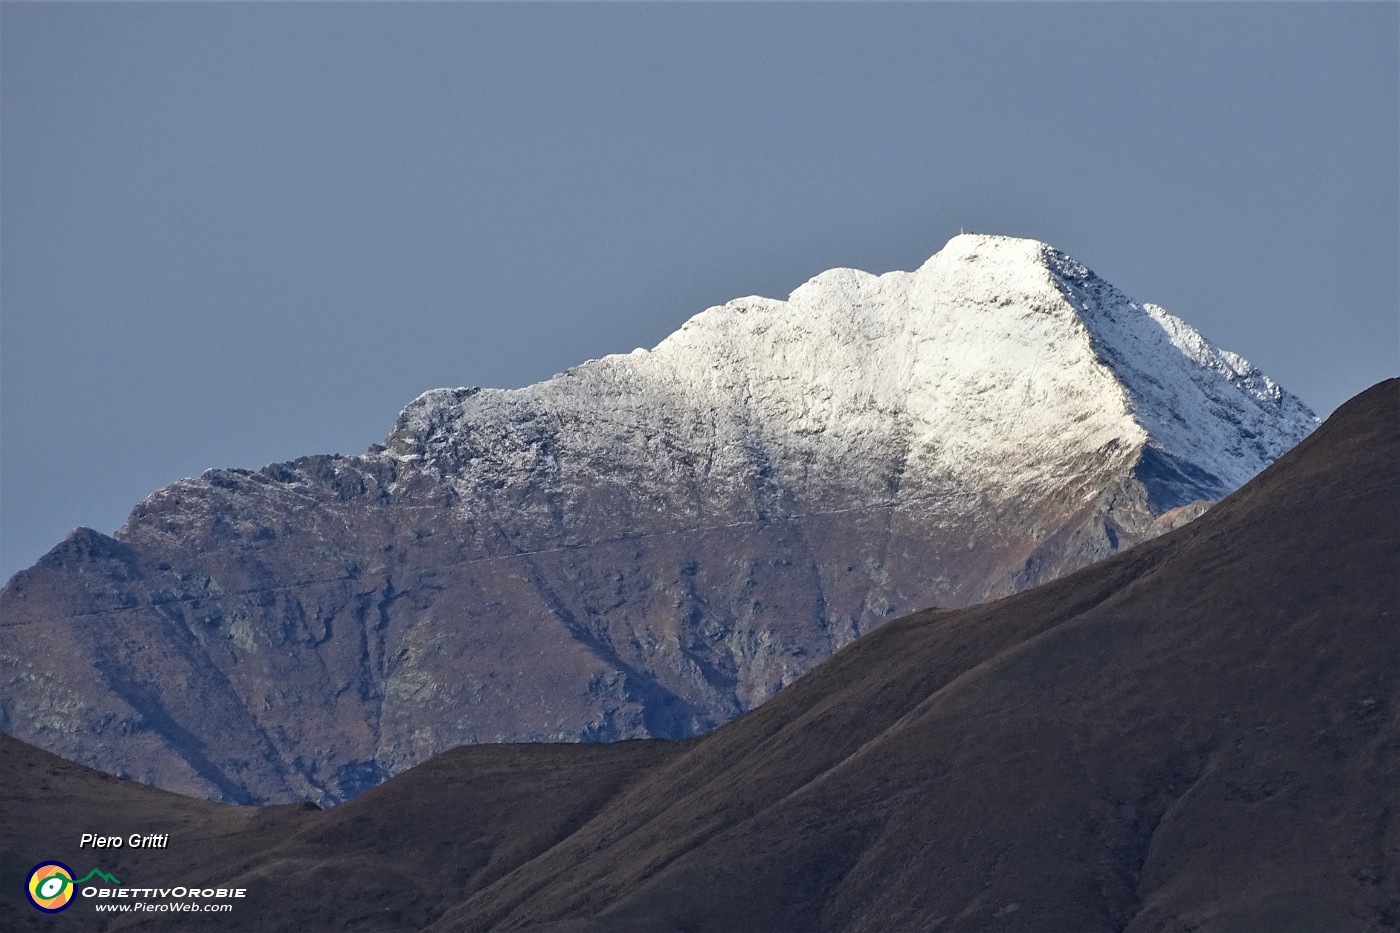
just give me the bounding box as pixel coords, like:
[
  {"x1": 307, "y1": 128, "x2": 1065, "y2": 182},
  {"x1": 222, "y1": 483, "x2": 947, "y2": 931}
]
[
  {"x1": 2, "y1": 233, "x2": 1318, "y2": 805},
  {"x1": 391, "y1": 234, "x2": 1314, "y2": 517}
]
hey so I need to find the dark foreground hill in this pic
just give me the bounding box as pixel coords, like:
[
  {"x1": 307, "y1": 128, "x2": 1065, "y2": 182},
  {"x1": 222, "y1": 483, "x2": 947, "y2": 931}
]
[{"x1": 4, "y1": 379, "x2": 1395, "y2": 932}]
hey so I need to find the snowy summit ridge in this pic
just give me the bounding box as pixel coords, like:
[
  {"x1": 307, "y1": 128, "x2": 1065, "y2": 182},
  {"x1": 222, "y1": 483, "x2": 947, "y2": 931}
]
[{"x1": 390, "y1": 233, "x2": 1315, "y2": 530}]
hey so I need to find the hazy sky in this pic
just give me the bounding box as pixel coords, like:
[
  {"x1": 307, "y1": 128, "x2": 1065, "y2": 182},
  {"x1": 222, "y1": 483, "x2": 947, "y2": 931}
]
[{"x1": 2, "y1": 3, "x2": 1397, "y2": 582}]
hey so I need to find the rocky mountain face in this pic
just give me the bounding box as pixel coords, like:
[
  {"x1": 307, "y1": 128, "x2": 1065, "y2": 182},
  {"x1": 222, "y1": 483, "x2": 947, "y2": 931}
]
[
  {"x1": 4, "y1": 380, "x2": 1392, "y2": 933},
  {"x1": 0, "y1": 235, "x2": 1316, "y2": 805}
]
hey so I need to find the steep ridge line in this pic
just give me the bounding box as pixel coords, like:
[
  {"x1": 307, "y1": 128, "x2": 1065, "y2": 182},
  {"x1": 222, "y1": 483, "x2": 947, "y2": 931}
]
[
  {"x1": 739, "y1": 544, "x2": 1183, "y2": 839},
  {"x1": 0, "y1": 469, "x2": 1106, "y2": 627}
]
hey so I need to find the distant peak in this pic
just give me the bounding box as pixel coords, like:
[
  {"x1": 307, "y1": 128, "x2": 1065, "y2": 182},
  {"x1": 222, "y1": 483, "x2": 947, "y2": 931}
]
[{"x1": 35, "y1": 527, "x2": 131, "y2": 568}]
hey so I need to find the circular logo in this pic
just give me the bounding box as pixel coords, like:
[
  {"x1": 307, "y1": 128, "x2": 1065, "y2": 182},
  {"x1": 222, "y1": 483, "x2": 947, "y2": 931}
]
[{"x1": 27, "y1": 862, "x2": 76, "y2": 912}]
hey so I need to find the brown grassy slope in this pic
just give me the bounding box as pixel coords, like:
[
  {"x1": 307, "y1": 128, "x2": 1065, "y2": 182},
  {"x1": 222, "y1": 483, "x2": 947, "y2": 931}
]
[
  {"x1": 0, "y1": 735, "x2": 301, "y2": 931},
  {"x1": 0, "y1": 737, "x2": 681, "y2": 931},
  {"x1": 3, "y1": 378, "x2": 1395, "y2": 933}
]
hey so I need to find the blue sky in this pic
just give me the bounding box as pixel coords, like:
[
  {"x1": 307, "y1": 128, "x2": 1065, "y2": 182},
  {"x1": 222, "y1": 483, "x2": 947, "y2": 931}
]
[{"x1": 2, "y1": 2, "x2": 1397, "y2": 582}]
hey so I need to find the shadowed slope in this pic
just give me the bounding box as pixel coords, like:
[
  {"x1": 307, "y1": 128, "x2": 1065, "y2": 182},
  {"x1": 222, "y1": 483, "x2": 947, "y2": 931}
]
[{"x1": 4, "y1": 379, "x2": 1393, "y2": 932}]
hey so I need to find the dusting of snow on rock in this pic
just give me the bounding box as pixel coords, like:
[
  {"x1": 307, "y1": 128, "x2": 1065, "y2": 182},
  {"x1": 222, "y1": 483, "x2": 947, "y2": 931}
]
[
  {"x1": 388, "y1": 233, "x2": 1315, "y2": 531},
  {"x1": 1041, "y1": 243, "x2": 1314, "y2": 495}
]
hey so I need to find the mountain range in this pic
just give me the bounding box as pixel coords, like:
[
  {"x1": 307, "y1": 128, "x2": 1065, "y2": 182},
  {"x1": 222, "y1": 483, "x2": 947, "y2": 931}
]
[
  {"x1": 0, "y1": 234, "x2": 1316, "y2": 804},
  {"x1": 4, "y1": 378, "x2": 1393, "y2": 932}
]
